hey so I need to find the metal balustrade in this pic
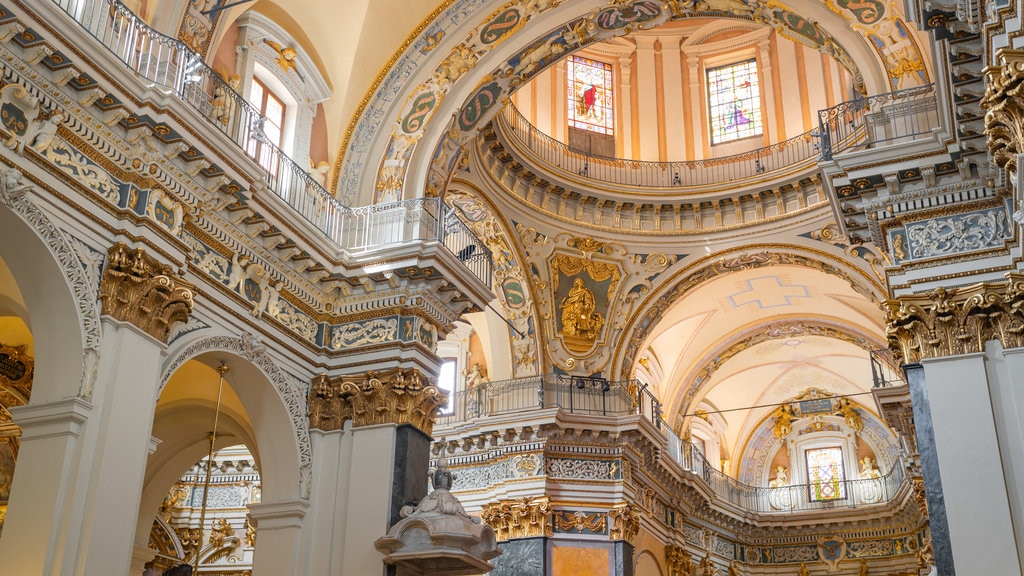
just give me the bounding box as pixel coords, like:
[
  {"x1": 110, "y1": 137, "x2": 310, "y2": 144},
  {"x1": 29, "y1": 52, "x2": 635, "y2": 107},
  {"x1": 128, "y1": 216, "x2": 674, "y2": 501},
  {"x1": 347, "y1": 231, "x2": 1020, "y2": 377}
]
[
  {"x1": 46, "y1": 0, "x2": 491, "y2": 287},
  {"x1": 436, "y1": 373, "x2": 906, "y2": 513},
  {"x1": 499, "y1": 104, "x2": 820, "y2": 189},
  {"x1": 817, "y1": 84, "x2": 939, "y2": 160}
]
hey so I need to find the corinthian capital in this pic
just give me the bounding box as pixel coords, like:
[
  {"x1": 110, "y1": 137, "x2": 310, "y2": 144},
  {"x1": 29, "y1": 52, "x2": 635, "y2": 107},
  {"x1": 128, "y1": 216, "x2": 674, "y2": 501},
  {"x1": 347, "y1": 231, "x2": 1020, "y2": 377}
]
[
  {"x1": 99, "y1": 243, "x2": 194, "y2": 343},
  {"x1": 480, "y1": 497, "x2": 553, "y2": 541},
  {"x1": 885, "y1": 272, "x2": 1024, "y2": 362},
  {"x1": 982, "y1": 49, "x2": 1024, "y2": 177},
  {"x1": 307, "y1": 367, "x2": 445, "y2": 435}
]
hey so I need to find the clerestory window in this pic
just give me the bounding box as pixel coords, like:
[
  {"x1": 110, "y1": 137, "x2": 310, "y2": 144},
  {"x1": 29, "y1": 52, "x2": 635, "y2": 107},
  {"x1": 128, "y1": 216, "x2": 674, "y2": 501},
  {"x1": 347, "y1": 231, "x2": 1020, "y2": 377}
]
[{"x1": 707, "y1": 59, "x2": 762, "y2": 144}]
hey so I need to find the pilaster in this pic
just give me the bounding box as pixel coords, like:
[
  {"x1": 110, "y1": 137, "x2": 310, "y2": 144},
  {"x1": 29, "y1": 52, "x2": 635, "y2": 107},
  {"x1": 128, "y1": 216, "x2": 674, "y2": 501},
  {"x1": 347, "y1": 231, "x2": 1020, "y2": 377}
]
[{"x1": 248, "y1": 499, "x2": 310, "y2": 576}]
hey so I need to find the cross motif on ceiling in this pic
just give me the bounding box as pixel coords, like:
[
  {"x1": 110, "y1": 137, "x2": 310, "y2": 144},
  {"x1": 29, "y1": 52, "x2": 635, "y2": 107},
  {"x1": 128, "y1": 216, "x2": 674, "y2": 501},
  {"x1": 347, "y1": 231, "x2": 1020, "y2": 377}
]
[{"x1": 729, "y1": 276, "x2": 810, "y2": 309}]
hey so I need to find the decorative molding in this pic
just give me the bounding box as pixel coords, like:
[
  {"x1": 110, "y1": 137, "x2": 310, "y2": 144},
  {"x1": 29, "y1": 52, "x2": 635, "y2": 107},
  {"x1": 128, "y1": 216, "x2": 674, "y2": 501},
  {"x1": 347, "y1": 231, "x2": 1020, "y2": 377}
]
[
  {"x1": 308, "y1": 367, "x2": 444, "y2": 435},
  {"x1": 885, "y1": 272, "x2": 1024, "y2": 362},
  {"x1": 982, "y1": 49, "x2": 1024, "y2": 177},
  {"x1": 99, "y1": 243, "x2": 195, "y2": 343},
  {"x1": 480, "y1": 496, "x2": 553, "y2": 541},
  {"x1": 161, "y1": 333, "x2": 312, "y2": 498},
  {"x1": 0, "y1": 166, "x2": 101, "y2": 398},
  {"x1": 553, "y1": 510, "x2": 607, "y2": 534}
]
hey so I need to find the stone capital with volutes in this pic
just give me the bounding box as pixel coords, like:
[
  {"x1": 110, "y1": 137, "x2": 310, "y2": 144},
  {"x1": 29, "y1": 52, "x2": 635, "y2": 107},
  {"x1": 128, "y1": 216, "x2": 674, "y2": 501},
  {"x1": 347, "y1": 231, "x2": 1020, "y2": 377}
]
[
  {"x1": 307, "y1": 367, "x2": 445, "y2": 435},
  {"x1": 885, "y1": 272, "x2": 1024, "y2": 362},
  {"x1": 98, "y1": 243, "x2": 194, "y2": 343},
  {"x1": 982, "y1": 49, "x2": 1024, "y2": 177},
  {"x1": 480, "y1": 497, "x2": 553, "y2": 541}
]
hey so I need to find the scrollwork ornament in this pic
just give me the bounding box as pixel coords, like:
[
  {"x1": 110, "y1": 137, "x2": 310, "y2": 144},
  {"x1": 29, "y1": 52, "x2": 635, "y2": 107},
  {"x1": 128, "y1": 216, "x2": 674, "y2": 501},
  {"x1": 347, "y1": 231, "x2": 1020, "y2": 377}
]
[
  {"x1": 309, "y1": 367, "x2": 445, "y2": 436},
  {"x1": 99, "y1": 243, "x2": 195, "y2": 343},
  {"x1": 480, "y1": 497, "x2": 553, "y2": 540},
  {"x1": 982, "y1": 49, "x2": 1024, "y2": 178},
  {"x1": 607, "y1": 503, "x2": 640, "y2": 542},
  {"x1": 885, "y1": 272, "x2": 1024, "y2": 362}
]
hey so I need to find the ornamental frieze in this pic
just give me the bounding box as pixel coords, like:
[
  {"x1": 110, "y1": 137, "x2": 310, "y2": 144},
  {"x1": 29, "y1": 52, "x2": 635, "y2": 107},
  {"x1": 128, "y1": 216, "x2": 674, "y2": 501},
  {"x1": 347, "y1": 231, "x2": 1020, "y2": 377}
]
[
  {"x1": 99, "y1": 243, "x2": 194, "y2": 343},
  {"x1": 885, "y1": 272, "x2": 1024, "y2": 362},
  {"x1": 308, "y1": 367, "x2": 445, "y2": 435},
  {"x1": 480, "y1": 497, "x2": 553, "y2": 541}
]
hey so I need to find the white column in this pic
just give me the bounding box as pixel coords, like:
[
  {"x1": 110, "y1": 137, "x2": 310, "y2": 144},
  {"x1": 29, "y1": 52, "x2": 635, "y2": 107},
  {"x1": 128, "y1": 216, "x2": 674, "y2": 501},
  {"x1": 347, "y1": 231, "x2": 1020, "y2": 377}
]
[
  {"x1": 0, "y1": 397, "x2": 91, "y2": 575},
  {"x1": 921, "y1": 352, "x2": 1023, "y2": 576},
  {"x1": 634, "y1": 36, "x2": 659, "y2": 161},
  {"x1": 758, "y1": 39, "x2": 778, "y2": 142},
  {"x1": 986, "y1": 343, "x2": 1024, "y2": 574},
  {"x1": 249, "y1": 499, "x2": 311, "y2": 576},
  {"x1": 303, "y1": 428, "x2": 351, "y2": 575},
  {"x1": 687, "y1": 56, "x2": 703, "y2": 160},
  {"x1": 341, "y1": 424, "x2": 398, "y2": 576},
  {"x1": 617, "y1": 55, "x2": 634, "y2": 159},
  {"x1": 78, "y1": 318, "x2": 166, "y2": 575}
]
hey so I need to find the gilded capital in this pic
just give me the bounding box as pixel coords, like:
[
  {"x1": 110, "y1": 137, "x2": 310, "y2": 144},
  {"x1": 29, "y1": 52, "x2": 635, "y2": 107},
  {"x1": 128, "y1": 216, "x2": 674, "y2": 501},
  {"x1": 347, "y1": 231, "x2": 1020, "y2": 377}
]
[
  {"x1": 608, "y1": 503, "x2": 640, "y2": 542},
  {"x1": 480, "y1": 497, "x2": 553, "y2": 541},
  {"x1": 99, "y1": 243, "x2": 194, "y2": 343},
  {"x1": 666, "y1": 544, "x2": 696, "y2": 576},
  {"x1": 307, "y1": 367, "x2": 445, "y2": 435},
  {"x1": 885, "y1": 272, "x2": 1024, "y2": 362},
  {"x1": 982, "y1": 49, "x2": 1024, "y2": 176}
]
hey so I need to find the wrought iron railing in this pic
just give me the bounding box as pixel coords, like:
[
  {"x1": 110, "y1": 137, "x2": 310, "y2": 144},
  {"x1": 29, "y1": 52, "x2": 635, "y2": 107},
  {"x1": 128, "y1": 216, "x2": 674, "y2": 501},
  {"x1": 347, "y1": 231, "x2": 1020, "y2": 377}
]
[
  {"x1": 817, "y1": 84, "x2": 939, "y2": 160},
  {"x1": 870, "y1": 349, "x2": 907, "y2": 388},
  {"x1": 663, "y1": 420, "x2": 906, "y2": 513},
  {"x1": 46, "y1": 0, "x2": 491, "y2": 287},
  {"x1": 436, "y1": 374, "x2": 906, "y2": 512},
  {"x1": 499, "y1": 104, "x2": 820, "y2": 188},
  {"x1": 436, "y1": 374, "x2": 661, "y2": 426}
]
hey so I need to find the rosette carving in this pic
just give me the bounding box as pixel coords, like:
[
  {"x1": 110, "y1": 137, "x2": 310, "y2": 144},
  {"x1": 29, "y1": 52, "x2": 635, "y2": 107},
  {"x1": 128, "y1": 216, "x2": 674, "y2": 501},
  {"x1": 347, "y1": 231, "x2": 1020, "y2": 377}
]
[
  {"x1": 480, "y1": 497, "x2": 553, "y2": 541},
  {"x1": 99, "y1": 243, "x2": 194, "y2": 343},
  {"x1": 982, "y1": 49, "x2": 1024, "y2": 177},
  {"x1": 307, "y1": 367, "x2": 444, "y2": 435},
  {"x1": 885, "y1": 272, "x2": 1024, "y2": 362}
]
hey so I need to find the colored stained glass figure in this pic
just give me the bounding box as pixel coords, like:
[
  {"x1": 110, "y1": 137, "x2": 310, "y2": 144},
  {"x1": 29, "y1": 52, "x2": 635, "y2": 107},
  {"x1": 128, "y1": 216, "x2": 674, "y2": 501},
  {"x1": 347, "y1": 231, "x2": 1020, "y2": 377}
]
[
  {"x1": 707, "y1": 59, "x2": 763, "y2": 144},
  {"x1": 568, "y1": 56, "x2": 614, "y2": 135},
  {"x1": 806, "y1": 447, "x2": 847, "y2": 501}
]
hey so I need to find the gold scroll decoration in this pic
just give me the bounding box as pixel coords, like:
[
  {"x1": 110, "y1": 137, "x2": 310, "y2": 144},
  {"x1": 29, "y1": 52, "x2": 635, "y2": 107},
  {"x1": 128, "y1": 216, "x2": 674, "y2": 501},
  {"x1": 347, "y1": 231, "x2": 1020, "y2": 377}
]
[
  {"x1": 666, "y1": 544, "x2": 696, "y2": 576},
  {"x1": 480, "y1": 497, "x2": 553, "y2": 541},
  {"x1": 885, "y1": 272, "x2": 1024, "y2": 363},
  {"x1": 99, "y1": 243, "x2": 195, "y2": 343},
  {"x1": 982, "y1": 49, "x2": 1024, "y2": 178},
  {"x1": 607, "y1": 503, "x2": 640, "y2": 542},
  {"x1": 307, "y1": 367, "x2": 445, "y2": 436},
  {"x1": 551, "y1": 239, "x2": 621, "y2": 353}
]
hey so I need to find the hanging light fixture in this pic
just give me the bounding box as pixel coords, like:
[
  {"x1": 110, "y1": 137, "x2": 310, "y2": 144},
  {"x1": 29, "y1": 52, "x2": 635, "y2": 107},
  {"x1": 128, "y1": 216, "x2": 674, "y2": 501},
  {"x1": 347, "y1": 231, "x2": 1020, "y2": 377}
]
[{"x1": 192, "y1": 361, "x2": 229, "y2": 574}]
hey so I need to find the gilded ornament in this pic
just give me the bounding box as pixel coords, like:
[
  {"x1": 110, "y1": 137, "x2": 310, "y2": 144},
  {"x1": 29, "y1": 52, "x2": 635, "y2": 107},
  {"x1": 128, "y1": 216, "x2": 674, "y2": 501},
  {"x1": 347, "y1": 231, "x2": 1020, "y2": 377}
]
[
  {"x1": 607, "y1": 504, "x2": 640, "y2": 542},
  {"x1": 885, "y1": 272, "x2": 1024, "y2": 362},
  {"x1": 667, "y1": 544, "x2": 696, "y2": 576},
  {"x1": 307, "y1": 367, "x2": 445, "y2": 435},
  {"x1": 480, "y1": 497, "x2": 553, "y2": 540},
  {"x1": 553, "y1": 510, "x2": 606, "y2": 533},
  {"x1": 982, "y1": 49, "x2": 1024, "y2": 178},
  {"x1": 99, "y1": 243, "x2": 195, "y2": 343}
]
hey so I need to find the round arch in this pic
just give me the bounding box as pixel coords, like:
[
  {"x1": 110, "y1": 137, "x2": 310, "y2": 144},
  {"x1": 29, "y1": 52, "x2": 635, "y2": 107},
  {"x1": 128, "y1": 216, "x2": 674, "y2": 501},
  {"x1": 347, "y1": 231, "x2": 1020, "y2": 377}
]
[{"x1": 0, "y1": 167, "x2": 98, "y2": 402}]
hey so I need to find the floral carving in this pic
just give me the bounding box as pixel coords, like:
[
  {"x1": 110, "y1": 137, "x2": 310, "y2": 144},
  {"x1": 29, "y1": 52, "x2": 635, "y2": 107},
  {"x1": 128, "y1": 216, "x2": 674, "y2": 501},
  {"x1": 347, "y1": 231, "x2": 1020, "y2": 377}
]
[
  {"x1": 885, "y1": 272, "x2": 1024, "y2": 362},
  {"x1": 99, "y1": 243, "x2": 195, "y2": 343},
  {"x1": 480, "y1": 497, "x2": 553, "y2": 540},
  {"x1": 308, "y1": 367, "x2": 445, "y2": 435}
]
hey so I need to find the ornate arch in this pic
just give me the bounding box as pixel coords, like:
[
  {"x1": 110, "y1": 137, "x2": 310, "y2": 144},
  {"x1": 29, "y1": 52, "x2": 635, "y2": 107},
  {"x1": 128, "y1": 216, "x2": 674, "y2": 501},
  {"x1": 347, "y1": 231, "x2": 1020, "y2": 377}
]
[
  {"x1": 612, "y1": 245, "x2": 886, "y2": 380},
  {"x1": 160, "y1": 332, "x2": 312, "y2": 499},
  {"x1": 0, "y1": 166, "x2": 101, "y2": 399}
]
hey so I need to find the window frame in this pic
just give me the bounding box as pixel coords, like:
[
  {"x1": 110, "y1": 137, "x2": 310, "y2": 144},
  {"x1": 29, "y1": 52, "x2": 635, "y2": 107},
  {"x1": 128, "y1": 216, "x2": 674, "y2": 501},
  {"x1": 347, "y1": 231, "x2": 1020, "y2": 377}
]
[
  {"x1": 567, "y1": 55, "x2": 615, "y2": 136},
  {"x1": 705, "y1": 58, "x2": 763, "y2": 145}
]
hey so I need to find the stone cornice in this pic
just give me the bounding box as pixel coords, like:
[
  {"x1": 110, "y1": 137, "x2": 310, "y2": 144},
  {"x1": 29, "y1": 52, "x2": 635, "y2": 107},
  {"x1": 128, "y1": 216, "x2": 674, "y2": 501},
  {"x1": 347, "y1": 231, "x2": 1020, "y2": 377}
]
[
  {"x1": 308, "y1": 367, "x2": 445, "y2": 435},
  {"x1": 99, "y1": 243, "x2": 195, "y2": 343},
  {"x1": 885, "y1": 272, "x2": 1024, "y2": 362}
]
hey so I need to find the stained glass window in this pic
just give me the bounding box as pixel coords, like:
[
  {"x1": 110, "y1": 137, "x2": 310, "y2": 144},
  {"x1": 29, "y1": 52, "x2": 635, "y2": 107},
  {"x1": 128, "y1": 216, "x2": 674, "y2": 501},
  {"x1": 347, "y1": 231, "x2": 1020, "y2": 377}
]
[
  {"x1": 568, "y1": 56, "x2": 614, "y2": 135},
  {"x1": 707, "y1": 59, "x2": 762, "y2": 144},
  {"x1": 805, "y1": 447, "x2": 847, "y2": 502}
]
